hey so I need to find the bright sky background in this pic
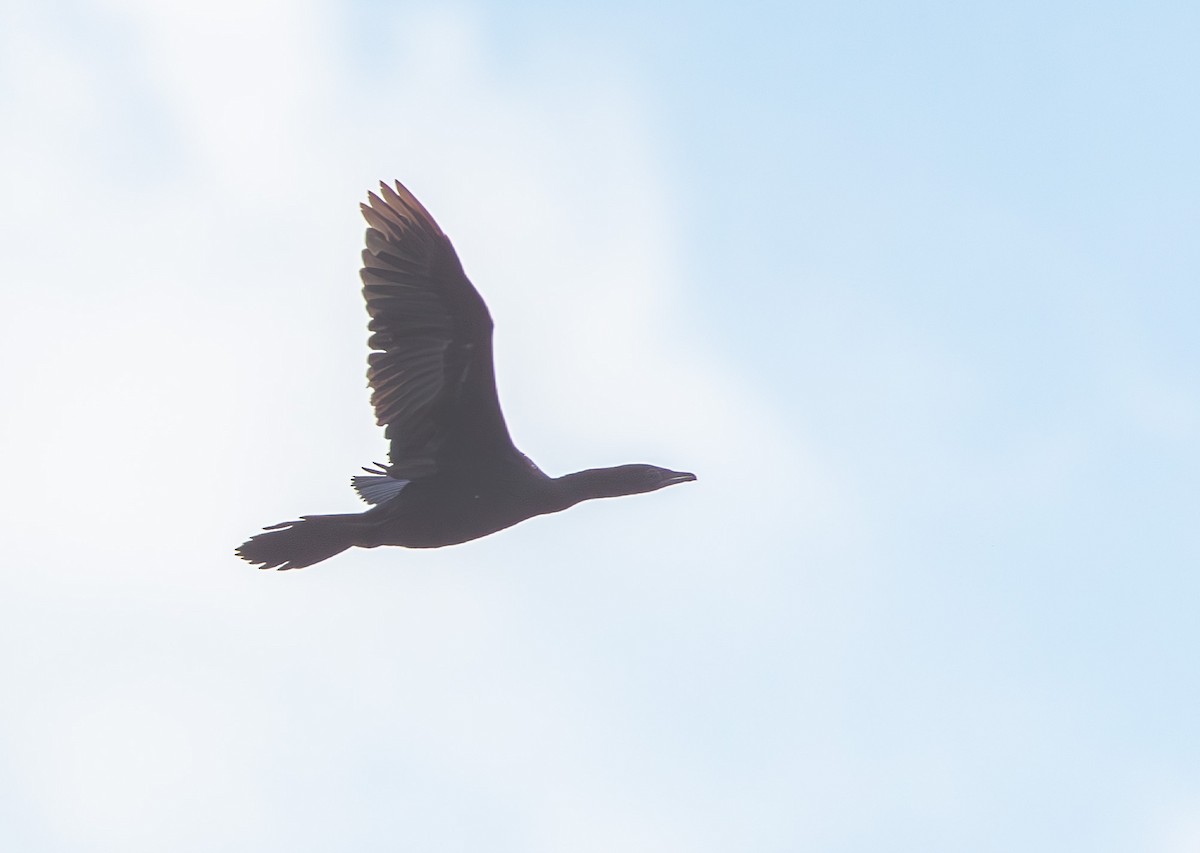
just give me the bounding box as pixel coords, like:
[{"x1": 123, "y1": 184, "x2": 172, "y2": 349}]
[{"x1": 2, "y1": 1, "x2": 1198, "y2": 851}]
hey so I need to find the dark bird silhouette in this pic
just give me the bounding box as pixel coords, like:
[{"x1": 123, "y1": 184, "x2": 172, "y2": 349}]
[{"x1": 236, "y1": 180, "x2": 695, "y2": 570}]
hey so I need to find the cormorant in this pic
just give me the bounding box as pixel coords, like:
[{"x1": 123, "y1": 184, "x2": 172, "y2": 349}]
[{"x1": 236, "y1": 180, "x2": 695, "y2": 570}]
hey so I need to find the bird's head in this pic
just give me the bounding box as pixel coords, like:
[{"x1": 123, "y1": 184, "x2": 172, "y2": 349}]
[
  {"x1": 565, "y1": 463, "x2": 696, "y2": 500},
  {"x1": 619, "y1": 464, "x2": 697, "y2": 493}
]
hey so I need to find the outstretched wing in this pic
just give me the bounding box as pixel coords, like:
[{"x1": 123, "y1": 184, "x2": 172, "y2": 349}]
[{"x1": 359, "y1": 180, "x2": 515, "y2": 481}]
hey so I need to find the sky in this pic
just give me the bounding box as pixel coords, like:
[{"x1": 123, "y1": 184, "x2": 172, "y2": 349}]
[{"x1": 1, "y1": 0, "x2": 1198, "y2": 851}]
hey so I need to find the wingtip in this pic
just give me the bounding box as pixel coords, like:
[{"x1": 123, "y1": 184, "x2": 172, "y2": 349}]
[{"x1": 368, "y1": 178, "x2": 445, "y2": 238}]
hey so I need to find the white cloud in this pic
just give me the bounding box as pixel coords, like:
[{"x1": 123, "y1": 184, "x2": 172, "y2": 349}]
[{"x1": 0, "y1": 2, "x2": 819, "y2": 851}]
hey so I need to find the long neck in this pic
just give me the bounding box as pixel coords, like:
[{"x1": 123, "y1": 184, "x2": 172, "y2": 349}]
[{"x1": 549, "y1": 467, "x2": 638, "y2": 511}]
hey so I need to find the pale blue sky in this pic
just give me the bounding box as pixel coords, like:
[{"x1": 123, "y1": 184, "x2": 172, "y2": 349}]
[{"x1": 1, "y1": 1, "x2": 1197, "y2": 851}]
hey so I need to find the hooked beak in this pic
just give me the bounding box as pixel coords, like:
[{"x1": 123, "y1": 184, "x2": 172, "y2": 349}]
[{"x1": 664, "y1": 469, "x2": 697, "y2": 486}]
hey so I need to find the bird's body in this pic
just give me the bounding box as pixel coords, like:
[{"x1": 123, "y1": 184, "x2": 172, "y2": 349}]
[
  {"x1": 358, "y1": 457, "x2": 561, "y2": 549},
  {"x1": 237, "y1": 180, "x2": 694, "y2": 570}
]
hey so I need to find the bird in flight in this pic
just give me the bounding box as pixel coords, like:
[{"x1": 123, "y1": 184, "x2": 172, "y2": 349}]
[{"x1": 237, "y1": 180, "x2": 695, "y2": 570}]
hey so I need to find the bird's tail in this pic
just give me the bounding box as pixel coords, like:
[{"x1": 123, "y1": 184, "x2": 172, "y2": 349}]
[{"x1": 236, "y1": 513, "x2": 369, "y2": 571}]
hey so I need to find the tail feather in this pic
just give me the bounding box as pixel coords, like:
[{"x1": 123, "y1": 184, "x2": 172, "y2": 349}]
[{"x1": 236, "y1": 513, "x2": 365, "y2": 571}]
